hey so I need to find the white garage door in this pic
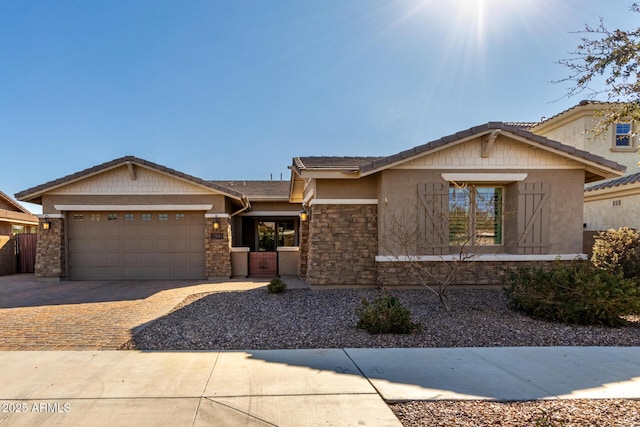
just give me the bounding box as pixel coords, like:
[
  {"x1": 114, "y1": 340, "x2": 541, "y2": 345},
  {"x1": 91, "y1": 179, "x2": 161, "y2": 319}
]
[{"x1": 68, "y1": 211, "x2": 205, "y2": 280}]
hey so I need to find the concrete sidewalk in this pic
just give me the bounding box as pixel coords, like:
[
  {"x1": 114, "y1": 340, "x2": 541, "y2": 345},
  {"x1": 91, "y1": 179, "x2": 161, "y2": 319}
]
[{"x1": 0, "y1": 347, "x2": 639, "y2": 426}]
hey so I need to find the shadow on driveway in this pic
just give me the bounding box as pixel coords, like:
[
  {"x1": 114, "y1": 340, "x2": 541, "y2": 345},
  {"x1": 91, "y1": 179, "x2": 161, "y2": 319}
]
[{"x1": 0, "y1": 274, "x2": 227, "y2": 308}]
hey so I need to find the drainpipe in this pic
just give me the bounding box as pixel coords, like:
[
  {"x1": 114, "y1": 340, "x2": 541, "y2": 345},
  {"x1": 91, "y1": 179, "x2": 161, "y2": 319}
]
[{"x1": 230, "y1": 197, "x2": 251, "y2": 217}]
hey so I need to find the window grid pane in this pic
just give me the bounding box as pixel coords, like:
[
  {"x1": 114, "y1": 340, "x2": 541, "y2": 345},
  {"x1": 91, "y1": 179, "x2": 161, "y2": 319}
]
[
  {"x1": 448, "y1": 186, "x2": 502, "y2": 246},
  {"x1": 616, "y1": 123, "x2": 632, "y2": 147}
]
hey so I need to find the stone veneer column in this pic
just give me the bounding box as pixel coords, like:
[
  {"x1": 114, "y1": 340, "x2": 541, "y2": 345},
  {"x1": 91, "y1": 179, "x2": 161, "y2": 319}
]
[
  {"x1": 298, "y1": 216, "x2": 309, "y2": 278},
  {"x1": 306, "y1": 204, "x2": 377, "y2": 286},
  {"x1": 35, "y1": 217, "x2": 66, "y2": 280},
  {"x1": 205, "y1": 217, "x2": 232, "y2": 279}
]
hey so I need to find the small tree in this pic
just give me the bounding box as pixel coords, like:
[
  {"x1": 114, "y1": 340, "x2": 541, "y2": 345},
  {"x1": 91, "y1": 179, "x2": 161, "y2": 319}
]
[
  {"x1": 555, "y1": 3, "x2": 640, "y2": 138},
  {"x1": 381, "y1": 183, "x2": 506, "y2": 311}
]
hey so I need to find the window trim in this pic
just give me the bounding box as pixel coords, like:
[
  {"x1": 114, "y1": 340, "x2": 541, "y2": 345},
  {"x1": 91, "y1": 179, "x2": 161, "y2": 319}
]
[{"x1": 612, "y1": 122, "x2": 636, "y2": 151}]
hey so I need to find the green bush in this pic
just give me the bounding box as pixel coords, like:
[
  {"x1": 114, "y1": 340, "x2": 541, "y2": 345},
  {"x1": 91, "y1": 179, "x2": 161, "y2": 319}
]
[
  {"x1": 267, "y1": 278, "x2": 287, "y2": 294},
  {"x1": 356, "y1": 293, "x2": 421, "y2": 334},
  {"x1": 591, "y1": 227, "x2": 640, "y2": 279},
  {"x1": 503, "y1": 261, "x2": 640, "y2": 327}
]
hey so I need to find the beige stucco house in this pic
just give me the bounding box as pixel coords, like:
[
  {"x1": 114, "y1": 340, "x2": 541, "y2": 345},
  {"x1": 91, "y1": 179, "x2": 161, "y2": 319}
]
[
  {"x1": 290, "y1": 122, "x2": 624, "y2": 286},
  {"x1": 530, "y1": 101, "x2": 640, "y2": 232},
  {"x1": 17, "y1": 120, "x2": 624, "y2": 285}
]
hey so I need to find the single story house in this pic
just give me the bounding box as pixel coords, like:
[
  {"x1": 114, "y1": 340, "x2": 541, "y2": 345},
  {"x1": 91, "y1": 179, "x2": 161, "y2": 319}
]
[{"x1": 17, "y1": 122, "x2": 624, "y2": 285}]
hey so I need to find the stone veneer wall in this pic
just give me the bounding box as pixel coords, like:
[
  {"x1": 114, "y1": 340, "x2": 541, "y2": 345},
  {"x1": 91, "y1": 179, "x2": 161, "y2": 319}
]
[
  {"x1": 306, "y1": 204, "x2": 377, "y2": 286},
  {"x1": 205, "y1": 217, "x2": 232, "y2": 278},
  {"x1": 35, "y1": 218, "x2": 65, "y2": 279},
  {"x1": 377, "y1": 259, "x2": 575, "y2": 287},
  {"x1": 298, "y1": 217, "x2": 309, "y2": 278}
]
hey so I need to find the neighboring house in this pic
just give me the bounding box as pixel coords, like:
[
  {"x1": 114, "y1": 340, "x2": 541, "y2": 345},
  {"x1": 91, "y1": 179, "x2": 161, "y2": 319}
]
[
  {"x1": 16, "y1": 122, "x2": 624, "y2": 285},
  {"x1": 289, "y1": 122, "x2": 624, "y2": 286},
  {"x1": 529, "y1": 100, "x2": 640, "y2": 232},
  {"x1": 0, "y1": 191, "x2": 39, "y2": 275}
]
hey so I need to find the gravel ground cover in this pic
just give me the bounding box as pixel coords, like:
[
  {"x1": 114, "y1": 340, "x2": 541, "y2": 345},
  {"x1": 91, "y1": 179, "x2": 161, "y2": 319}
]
[{"x1": 120, "y1": 287, "x2": 640, "y2": 426}]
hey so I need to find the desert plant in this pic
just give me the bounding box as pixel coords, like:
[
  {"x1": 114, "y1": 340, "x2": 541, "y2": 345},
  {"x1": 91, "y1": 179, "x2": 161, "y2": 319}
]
[
  {"x1": 356, "y1": 293, "x2": 421, "y2": 334},
  {"x1": 591, "y1": 227, "x2": 640, "y2": 279},
  {"x1": 531, "y1": 406, "x2": 566, "y2": 427},
  {"x1": 503, "y1": 261, "x2": 640, "y2": 327},
  {"x1": 267, "y1": 278, "x2": 287, "y2": 294}
]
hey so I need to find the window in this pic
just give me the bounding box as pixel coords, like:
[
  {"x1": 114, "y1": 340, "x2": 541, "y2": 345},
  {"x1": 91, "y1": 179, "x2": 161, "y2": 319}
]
[
  {"x1": 158, "y1": 213, "x2": 168, "y2": 221},
  {"x1": 11, "y1": 225, "x2": 24, "y2": 234},
  {"x1": 449, "y1": 186, "x2": 503, "y2": 246},
  {"x1": 141, "y1": 214, "x2": 151, "y2": 221},
  {"x1": 73, "y1": 214, "x2": 84, "y2": 221},
  {"x1": 257, "y1": 221, "x2": 276, "y2": 252},
  {"x1": 125, "y1": 213, "x2": 135, "y2": 221},
  {"x1": 277, "y1": 220, "x2": 296, "y2": 247},
  {"x1": 107, "y1": 214, "x2": 118, "y2": 221},
  {"x1": 175, "y1": 213, "x2": 185, "y2": 221},
  {"x1": 614, "y1": 123, "x2": 633, "y2": 148},
  {"x1": 90, "y1": 214, "x2": 101, "y2": 222}
]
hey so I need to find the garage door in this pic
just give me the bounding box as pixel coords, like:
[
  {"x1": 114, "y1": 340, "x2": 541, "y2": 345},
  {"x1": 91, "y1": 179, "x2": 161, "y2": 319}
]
[{"x1": 68, "y1": 211, "x2": 205, "y2": 280}]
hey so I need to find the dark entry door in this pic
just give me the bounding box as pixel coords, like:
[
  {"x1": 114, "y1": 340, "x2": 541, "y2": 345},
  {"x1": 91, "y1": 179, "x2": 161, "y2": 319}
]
[{"x1": 249, "y1": 221, "x2": 277, "y2": 277}]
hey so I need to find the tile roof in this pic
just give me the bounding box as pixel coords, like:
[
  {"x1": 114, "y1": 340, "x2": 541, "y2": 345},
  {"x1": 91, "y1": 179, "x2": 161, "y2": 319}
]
[
  {"x1": 586, "y1": 172, "x2": 640, "y2": 192},
  {"x1": 503, "y1": 122, "x2": 538, "y2": 129},
  {"x1": 531, "y1": 100, "x2": 620, "y2": 129},
  {"x1": 294, "y1": 156, "x2": 384, "y2": 170},
  {"x1": 210, "y1": 180, "x2": 290, "y2": 200},
  {"x1": 15, "y1": 156, "x2": 246, "y2": 202}
]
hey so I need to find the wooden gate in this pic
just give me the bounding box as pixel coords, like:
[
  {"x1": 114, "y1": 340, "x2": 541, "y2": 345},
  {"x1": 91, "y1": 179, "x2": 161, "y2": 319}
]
[
  {"x1": 249, "y1": 252, "x2": 277, "y2": 278},
  {"x1": 16, "y1": 233, "x2": 37, "y2": 273}
]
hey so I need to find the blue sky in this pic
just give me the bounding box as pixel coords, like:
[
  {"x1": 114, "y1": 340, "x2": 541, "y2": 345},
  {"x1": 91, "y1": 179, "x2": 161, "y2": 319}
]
[{"x1": 2, "y1": 1, "x2": 638, "y2": 214}]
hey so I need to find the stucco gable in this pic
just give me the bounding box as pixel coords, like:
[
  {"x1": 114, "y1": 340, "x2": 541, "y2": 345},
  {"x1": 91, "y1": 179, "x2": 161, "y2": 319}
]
[
  {"x1": 16, "y1": 156, "x2": 246, "y2": 204},
  {"x1": 49, "y1": 164, "x2": 218, "y2": 195},
  {"x1": 392, "y1": 135, "x2": 586, "y2": 170}
]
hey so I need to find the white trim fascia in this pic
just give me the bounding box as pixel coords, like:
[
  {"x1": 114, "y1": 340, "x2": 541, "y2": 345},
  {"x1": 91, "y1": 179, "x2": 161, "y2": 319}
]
[
  {"x1": 230, "y1": 247, "x2": 250, "y2": 252},
  {"x1": 442, "y1": 173, "x2": 527, "y2": 182},
  {"x1": 1, "y1": 218, "x2": 39, "y2": 225},
  {"x1": 310, "y1": 199, "x2": 378, "y2": 205},
  {"x1": 38, "y1": 214, "x2": 64, "y2": 219},
  {"x1": 48, "y1": 191, "x2": 215, "y2": 196},
  {"x1": 239, "y1": 211, "x2": 301, "y2": 217},
  {"x1": 375, "y1": 254, "x2": 587, "y2": 262},
  {"x1": 55, "y1": 204, "x2": 213, "y2": 211},
  {"x1": 392, "y1": 164, "x2": 584, "y2": 170},
  {"x1": 204, "y1": 214, "x2": 230, "y2": 218},
  {"x1": 277, "y1": 246, "x2": 300, "y2": 252}
]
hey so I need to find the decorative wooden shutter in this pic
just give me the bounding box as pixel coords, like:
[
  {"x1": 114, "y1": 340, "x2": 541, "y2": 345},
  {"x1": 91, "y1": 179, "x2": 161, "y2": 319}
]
[
  {"x1": 517, "y1": 182, "x2": 550, "y2": 254},
  {"x1": 417, "y1": 183, "x2": 449, "y2": 255}
]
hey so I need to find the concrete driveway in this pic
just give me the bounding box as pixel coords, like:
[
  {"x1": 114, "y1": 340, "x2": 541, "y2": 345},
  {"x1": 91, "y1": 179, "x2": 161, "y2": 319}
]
[{"x1": 0, "y1": 274, "x2": 288, "y2": 350}]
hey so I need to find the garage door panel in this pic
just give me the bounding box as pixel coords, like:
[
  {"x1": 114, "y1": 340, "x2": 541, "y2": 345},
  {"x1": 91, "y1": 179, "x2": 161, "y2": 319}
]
[{"x1": 69, "y1": 211, "x2": 206, "y2": 280}]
